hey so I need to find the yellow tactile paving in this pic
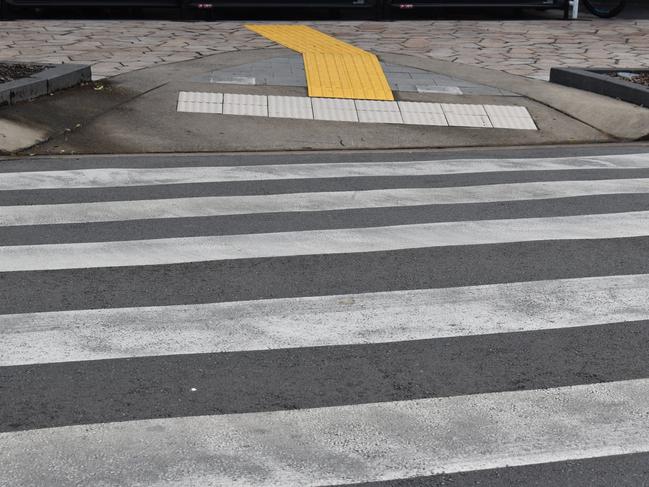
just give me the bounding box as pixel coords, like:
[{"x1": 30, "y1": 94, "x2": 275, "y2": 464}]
[
  {"x1": 246, "y1": 24, "x2": 394, "y2": 101},
  {"x1": 245, "y1": 25, "x2": 365, "y2": 55}
]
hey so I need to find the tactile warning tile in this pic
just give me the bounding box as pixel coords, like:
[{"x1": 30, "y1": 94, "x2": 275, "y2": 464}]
[
  {"x1": 177, "y1": 91, "x2": 223, "y2": 114},
  {"x1": 223, "y1": 104, "x2": 268, "y2": 117},
  {"x1": 268, "y1": 95, "x2": 314, "y2": 119},
  {"x1": 441, "y1": 103, "x2": 492, "y2": 127},
  {"x1": 222, "y1": 93, "x2": 268, "y2": 116},
  {"x1": 312, "y1": 97, "x2": 358, "y2": 122},
  {"x1": 177, "y1": 92, "x2": 537, "y2": 130},
  {"x1": 483, "y1": 104, "x2": 538, "y2": 130},
  {"x1": 178, "y1": 91, "x2": 223, "y2": 104},
  {"x1": 223, "y1": 93, "x2": 267, "y2": 106},
  {"x1": 246, "y1": 24, "x2": 393, "y2": 101},
  {"x1": 177, "y1": 101, "x2": 223, "y2": 114},
  {"x1": 400, "y1": 111, "x2": 448, "y2": 126},
  {"x1": 355, "y1": 100, "x2": 400, "y2": 112},
  {"x1": 399, "y1": 102, "x2": 447, "y2": 126},
  {"x1": 357, "y1": 110, "x2": 403, "y2": 124}
]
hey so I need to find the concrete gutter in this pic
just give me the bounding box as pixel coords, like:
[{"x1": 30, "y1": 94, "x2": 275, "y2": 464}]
[
  {"x1": 0, "y1": 63, "x2": 91, "y2": 106},
  {"x1": 378, "y1": 52, "x2": 649, "y2": 141}
]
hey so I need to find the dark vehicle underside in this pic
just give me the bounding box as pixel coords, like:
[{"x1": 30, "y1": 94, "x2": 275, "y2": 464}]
[{"x1": 0, "y1": 0, "x2": 564, "y2": 14}]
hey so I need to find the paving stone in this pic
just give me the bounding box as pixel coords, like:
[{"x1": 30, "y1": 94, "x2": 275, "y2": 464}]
[
  {"x1": 357, "y1": 110, "x2": 403, "y2": 124},
  {"x1": 355, "y1": 100, "x2": 400, "y2": 112},
  {"x1": 268, "y1": 95, "x2": 313, "y2": 119},
  {"x1": 417, "y1": 86, "x2": 463, "y2": 95},
  {"x1": 460, "y1": 86, "x2": 505, "y2": 95},
  {"x1": 177, "y1": 100, "x2": 223, "y2": 114},
  {"x1": 483, "y1": 104, "x2": 531, "y2": 119},
  {"x1": 445, "y1": 113, "x2": 493, "y2": 128},
  {"x1": 400, "y1": 111, "x2": 448, "y2": 126},
  {"x1": 312, "y1": 97, "x2": 358, "y2": 122},
  {"x1": 223, "y1": 93, "x2": 267, "y2": 106},
  {"x1": 488, "y1": 114, "x2": 537, "y2": 130},
  {"x1": 178, "y1": 91, "x2": 223, "y2": 103},
  {"x1": 441, "y1": 103, "x2": 488, "y2": 116},
  {"x1": 2, "y1": 18, "x2": 648, "y2": 82},
  {"x1": 223, "y1": 103, "x2": 268, "y2": 117}
]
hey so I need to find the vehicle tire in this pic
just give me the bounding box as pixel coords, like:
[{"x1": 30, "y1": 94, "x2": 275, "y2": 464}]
[
  {"x1": 178, "y1": 0, "x2": 190, "y2": 20},
  {"x1": 0, "y1": 0, "x2": 13, "y2": 20},
  {"x1": 373, "y1": 0, "x2": 383, "y2": 20},
  {"x1": 377, "y1": 0, "x2": 391, "y2": 21},
  {"x1": 582, "y1": 0, "x2": 626, "y2": 17}
]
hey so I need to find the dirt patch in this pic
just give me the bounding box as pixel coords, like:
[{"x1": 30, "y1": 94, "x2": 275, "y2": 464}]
[
  {"x1": 609, "y1": 71, "x2": 649, "y2": 88},
  {"x1": 0, "y1": 63, "x2": 47, "y2": 84}
]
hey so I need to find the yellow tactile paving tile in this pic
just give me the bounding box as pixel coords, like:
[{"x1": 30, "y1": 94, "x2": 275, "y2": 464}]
[
  {"x1": 246, "y1": 24, "x2": 394, "y2": 101},
  {"x1": 304, "y1": 52, "x2": 393, "y2": 100},
  {"x1": 245, "y1": 25, "x2": 365, "y2": 56}
]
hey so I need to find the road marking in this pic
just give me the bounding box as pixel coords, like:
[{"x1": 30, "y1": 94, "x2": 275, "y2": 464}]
[
  {"x1": 3, "y1": 154, "x2": 647, "y2": 191},
  {"x1": 3, "y1": 379, "x2": 649, "y2": 486},
  {"x1": 2, "y1": 211, "x2": 648, "y2": 271},
  {"x1": 1, "y1": 274, "x2": 648, "y2": 366},
  {"x1": 245, "y1": 25, "x2": 394, "y2": 100},
  {"x1": 3, "y1": 179, "x2": 649, "y2": 226}
]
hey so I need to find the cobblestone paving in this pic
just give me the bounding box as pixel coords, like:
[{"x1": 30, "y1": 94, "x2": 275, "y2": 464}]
[{"x1": 0, "y1": 19, "x2": 648, "y2": 80}]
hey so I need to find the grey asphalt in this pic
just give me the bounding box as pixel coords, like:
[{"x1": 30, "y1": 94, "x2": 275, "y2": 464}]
[
  {"x1": 3, "y1": 233, "x2": 649, "y2": 314},
  {"x1": 3, "y1": 320, "x2": 649, "y2": 431},
  {"x1": 4, "y1": 195, "x2": 649, "y2": 246},
  {"x1": 354, "y1": 453, "x2": 649, "y2": 487},
  {"x1": 4, "y1": 168, "x2": 649, "y2": 205},
  {"x1": 2, "y1": 144, "x2": 649, "y2": 486}
]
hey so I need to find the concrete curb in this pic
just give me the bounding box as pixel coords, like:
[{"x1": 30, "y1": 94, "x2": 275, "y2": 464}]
[
  {"x1": 0, "y1": 63, "x2": 91, "y2": 106},
  {"x1": 375, "y1": 52, "x2": 649, "y2": 141},
  {"x1": 550, "y1": 67, "x2": 649, "y2": 109}
]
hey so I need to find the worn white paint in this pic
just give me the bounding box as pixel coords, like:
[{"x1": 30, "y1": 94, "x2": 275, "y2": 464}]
[
  {"x1": 1, "y1": 274, "x2": 648, "y2": 366},
  {"x1": 2, "y1": 154, "x2": 648, "y2": 191},
  {"x1": 2, "y1": 178, "x2": 649, "y2": 226},
  {"x1": 3, "y1": 379, "x2": 649, "y2": 486},
  {"x1": 1, "y1": 210, "x2": 649, "y2": 271}
]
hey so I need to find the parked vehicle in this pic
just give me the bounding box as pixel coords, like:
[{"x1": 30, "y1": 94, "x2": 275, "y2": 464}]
[
  {"x1": 0, "y1": 0, "x2": 627, "y2": 20},
  {"x1": 582, "y1": 0, "x2": 626, "y2": 17}
]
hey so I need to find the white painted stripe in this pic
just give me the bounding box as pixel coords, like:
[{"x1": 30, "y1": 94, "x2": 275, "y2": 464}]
[
  {"x1": 1, "y1": 274, "x2": 647, "y2": 366},
  {"x1": 1, "y1": 154, "x2": 648, "y2": 191},
  {"x1": 3, "y1": 178, "x2": 649, "y2": 226},
  {"x1": 1, "y1": 211, "x2": 648, "y2": 271},
  {"x1": 3, "y1": 379, "x2": 649, "y2": 486}
]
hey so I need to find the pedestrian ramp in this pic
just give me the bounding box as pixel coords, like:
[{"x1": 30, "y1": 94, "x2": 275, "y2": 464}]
[{"x1": 246, "y1": 24, "x2": 394, "y2": 101}]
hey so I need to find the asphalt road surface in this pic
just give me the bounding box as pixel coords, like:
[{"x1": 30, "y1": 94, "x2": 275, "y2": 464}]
[{"x1": 2, "y1": 144, "x2": 649, "y2": 486}]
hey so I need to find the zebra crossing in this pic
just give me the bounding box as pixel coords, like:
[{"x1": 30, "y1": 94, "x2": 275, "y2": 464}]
[{"x1": 2, "y1": 149, "x2": 649, "y2": 485}]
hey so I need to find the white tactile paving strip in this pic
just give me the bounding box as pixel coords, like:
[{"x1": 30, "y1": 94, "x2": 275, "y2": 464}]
[
  {"x1": 483, "y1": 105, "x2": 538, "y2": 130},
  {"x1": 177, "y1": 91, "x2": 223, "y2": 114},
  {"x1": 268, "y1": 95, "x2": 314, "y2": 119},
  {"x1": 177, "y1": 92, "x2": 537, "y2": 130},
  {"x1": 312, "y1": 98, "x2": 358, "y2": 122}
]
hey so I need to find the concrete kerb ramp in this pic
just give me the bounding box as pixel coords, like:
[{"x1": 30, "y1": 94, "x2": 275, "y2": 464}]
[
  {"x1": 2, "y1": 47, "x2": 641, "y2": 155},
  {"x1": 376, "y1": 52, "x2": 649, "y2": 142}
]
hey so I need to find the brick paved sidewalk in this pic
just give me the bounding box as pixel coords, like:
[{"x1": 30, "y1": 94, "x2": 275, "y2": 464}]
[{"x1": 0, "y1": 19, "x2": 648, "y2": 80}]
